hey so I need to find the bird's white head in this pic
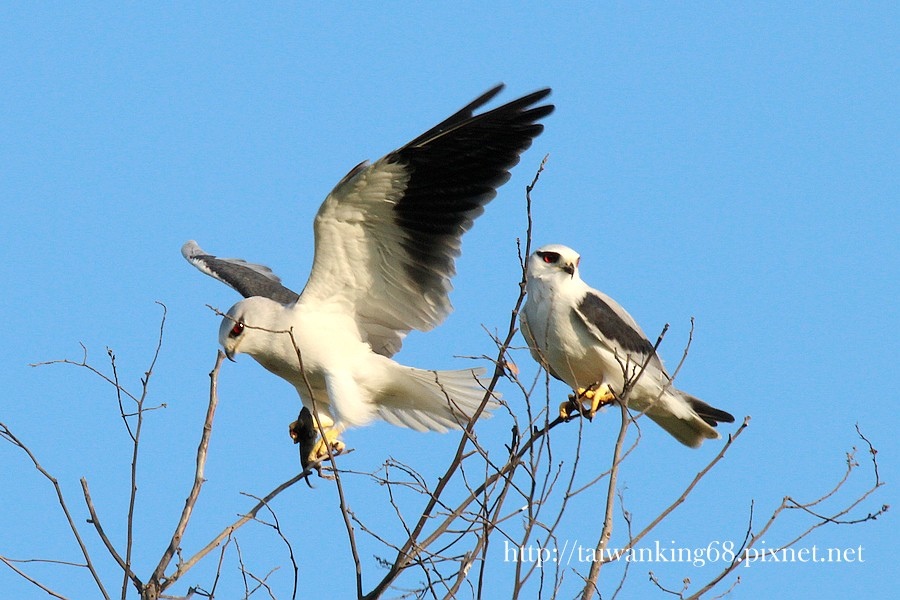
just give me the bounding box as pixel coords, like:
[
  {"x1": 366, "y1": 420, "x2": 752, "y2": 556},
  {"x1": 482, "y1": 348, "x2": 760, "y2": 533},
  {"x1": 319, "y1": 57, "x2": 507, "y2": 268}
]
[
  {"x1": 218, "y1": 296, "x2": 283, "y2": 361},
  {"x1": 527, "y1": 244, "x2": 582, "y2": 283}
]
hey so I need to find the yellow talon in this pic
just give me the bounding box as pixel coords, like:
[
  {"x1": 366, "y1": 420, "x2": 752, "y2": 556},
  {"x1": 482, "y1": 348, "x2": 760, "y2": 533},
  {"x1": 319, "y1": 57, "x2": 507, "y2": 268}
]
[
  {"x1": 563, "y1": 384, "x2": 617, "y2": 423},
  {"x1": 290, "y1": 409, "x2": 345, "y2": 471},
  {"x1": 560, "y1": 394, "x2": 587, "y2": 421},
  {"x1": 307, "y1": 426, "x2": 346, "y2": 467},
  {"x1": 567, "y1": 383, "x2": 617, "y2": 420},
  {"x1": 586, "y1": 383, "x2": 615, "y2": 418}
]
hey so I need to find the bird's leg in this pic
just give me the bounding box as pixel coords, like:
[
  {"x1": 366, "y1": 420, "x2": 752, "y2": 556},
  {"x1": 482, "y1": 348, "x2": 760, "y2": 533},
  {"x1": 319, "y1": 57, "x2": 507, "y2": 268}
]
[
  {"x1": 559, "y1": 398, "x2": 581, "y2": 421},
  {"x1": 561, "y1": 385, "x2": 598, "y2": 420},
  {"x1": 289, "y1": 408, "x2": 345, "y2": 473},
  {"x1": 581, "y1": 383, "x2": 616, "y2": 419},
  {"x1": 307, "y1": 425, "x2": 346, "y2": 467},
  {"x1": 569, "y1": 382, "x2": 616, "y2": 421}
]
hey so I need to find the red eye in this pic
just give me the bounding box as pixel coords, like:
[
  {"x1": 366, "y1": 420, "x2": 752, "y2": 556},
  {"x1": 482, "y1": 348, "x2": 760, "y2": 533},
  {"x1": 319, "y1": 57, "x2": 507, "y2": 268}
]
[
  {"x1": 229, "y1": 322, "x2": 244, "y2": 338},
  {"x1": 538, "y1": 251, "x2": 560, "y2": 264}
]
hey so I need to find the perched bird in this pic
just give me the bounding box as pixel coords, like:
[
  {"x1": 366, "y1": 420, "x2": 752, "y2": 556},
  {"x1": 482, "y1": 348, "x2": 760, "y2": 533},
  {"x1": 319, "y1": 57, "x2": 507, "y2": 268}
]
[
  {"x1": 519, "y1": 244, "x2": 734, "y2": 447},
  {"x1": 183, "y1": 85, "x2": 553, "y2": 465}
]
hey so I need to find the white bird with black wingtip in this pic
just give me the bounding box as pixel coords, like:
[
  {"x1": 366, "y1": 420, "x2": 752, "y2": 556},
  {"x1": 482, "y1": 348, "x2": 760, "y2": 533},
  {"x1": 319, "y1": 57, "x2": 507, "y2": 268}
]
[
  {"x1": 183, "y1": 86, "x2": 553, "y2": 466},
  {"x1": 520, "y1": 244, "x2": 734, "y2": 447}
]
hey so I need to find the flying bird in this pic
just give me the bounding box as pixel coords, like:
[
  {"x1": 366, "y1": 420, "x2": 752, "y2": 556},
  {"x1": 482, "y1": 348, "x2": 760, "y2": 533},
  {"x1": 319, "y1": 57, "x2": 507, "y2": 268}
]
[
  {"x1": 520, "y1": 244, "x2": 734, "y2": 447},
  {"x1": 183, "y1": 85, "x2": 553, "y2": 465}
]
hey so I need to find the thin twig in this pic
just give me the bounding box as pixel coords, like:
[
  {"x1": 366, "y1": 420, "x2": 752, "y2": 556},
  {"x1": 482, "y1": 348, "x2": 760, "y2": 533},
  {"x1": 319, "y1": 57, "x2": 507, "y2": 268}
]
[
  {"x1": 609, "y1": 489, "x2": 634, "y2": 600},
  {"x1": 80, "y1": 478, "x2": 141, "y2": 588},
  {"x1": 577, "y1": 319, "x2": 674, "y2": 599},
  {"x1": 123, "y1": 302, "x2": 168, "y2": 599},
  {"x1": 151, "y1": 350, "x2": 225, "y2": 593},
  {"x1": 169, "y1": 473, "x2": 307, "y2": 583},
  {"x1": 364, "y1": 155, "x2": 549, "y2": 600},
  {"x1": 685, "y1": 424, "x2": 883, "y2": 599},
  {"x1": 208, "y1": 536, "x2": 233, "y2": 600},
  {"x1": 611, "y1": 417, "x2": 750, "y2": 566},
  {"x1": 29, "y1": 347, "x2": 140, "y2": 404},
  {"x1": 0, "y1": 424, "x2": 111, "y2": 600},
  {"x1": 285, "y1": 328, "x2": 364, "y2": 599},
  {"x1": 241, "y1": 493, "x2": 300, "y2": 600},
  {"x1": 578, "y1": 398, "x2": 632, "y2": 599},
  {"x1": 0, "y1": 555, "x2": 70, "y2": 600}
]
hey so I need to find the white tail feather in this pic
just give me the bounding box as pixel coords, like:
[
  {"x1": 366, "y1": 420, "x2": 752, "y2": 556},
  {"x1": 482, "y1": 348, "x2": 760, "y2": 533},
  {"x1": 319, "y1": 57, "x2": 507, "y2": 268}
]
[{"x1": 376, "y1": 367, "x2": 498, "y2": 432}]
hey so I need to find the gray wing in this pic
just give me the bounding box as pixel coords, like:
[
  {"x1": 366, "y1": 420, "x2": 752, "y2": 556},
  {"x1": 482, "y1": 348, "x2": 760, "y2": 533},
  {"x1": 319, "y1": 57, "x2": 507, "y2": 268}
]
[
  {"x1": 181, "y1": 240, "x2": 300, "y2": 305},
  {"x1": 301, "y1": 86, "x2": 554, "y2": 357},
  {"x1": 573, "y1": 289, "x2": 664, "y2": 371}
]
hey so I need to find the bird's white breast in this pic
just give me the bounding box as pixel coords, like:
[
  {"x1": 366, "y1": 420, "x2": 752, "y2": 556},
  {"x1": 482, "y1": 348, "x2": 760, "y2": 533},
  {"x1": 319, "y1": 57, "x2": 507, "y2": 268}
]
[{"x1": 524, "y1": 279, "x2": 588, "y2": 383}]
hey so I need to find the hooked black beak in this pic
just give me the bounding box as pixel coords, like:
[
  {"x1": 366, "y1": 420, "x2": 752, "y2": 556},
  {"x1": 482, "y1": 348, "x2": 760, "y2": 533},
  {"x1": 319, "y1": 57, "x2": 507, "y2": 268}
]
[
  {"x1": 563, "y1": 262, "x2": 575, "y2": 276},
  {"x1": 224, "y1": 348, "x2": 236, "y2": 362}
]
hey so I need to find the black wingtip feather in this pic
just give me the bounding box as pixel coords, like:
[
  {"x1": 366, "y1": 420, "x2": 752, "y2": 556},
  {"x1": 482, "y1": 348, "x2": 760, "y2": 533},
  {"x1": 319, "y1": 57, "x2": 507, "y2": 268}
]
[
  {"x1": 402, "y1": 84, "x2": 506, "y2": 149},
  {"x1": 389, "y1": 87, "x2": 554, "y2": 291}
]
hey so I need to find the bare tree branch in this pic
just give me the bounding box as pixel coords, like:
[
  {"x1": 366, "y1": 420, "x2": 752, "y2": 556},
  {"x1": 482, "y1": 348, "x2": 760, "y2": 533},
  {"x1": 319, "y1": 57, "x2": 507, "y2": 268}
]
[
  {"x1": 148, "y1": 350, "x2": 226, "y2": 598},
  {"x1": 5, "y1": 155, "x2": 888, "y2": 600},
  {"x1": 0, "y1": 423, "x2": 111, "y2": 600},
  {"x1": 363, "y1": 155, "x2": 550, "y2": 600},
  {"x1": 612, "y1": 417, "x2": 751, "y2": 568},
  {"x1": 167, "y1": 473, "x2": 307, "y2": 587},
  {"x1": 124, "y1": 302, "x2": 168, "y2": 599},
  {"x1": 0, "y1": 555, "x2": 71, "y2": 600},
  {"x1": 284, "y1": 327, "x2": 365, "y2": 598},
  {"x1": 578, "y1": 397, "x2": 633, "y2": 599},
  {"x1": 241, "y1": 492, "x2": 300, "y2": 600},
  {"x1": 682, "y1": 423, "x2": 883, "y2": 600},
  {"x1": 81, "y1": 477, "x2": 142, "y2": 589}
]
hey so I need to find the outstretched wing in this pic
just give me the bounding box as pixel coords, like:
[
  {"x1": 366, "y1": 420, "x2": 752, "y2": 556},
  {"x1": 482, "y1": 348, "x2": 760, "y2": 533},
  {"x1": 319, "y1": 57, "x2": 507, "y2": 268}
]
[
  {"x1": 300, "y1": 85, "x2": 554, "y2": 357},
  {"x1": 181, "y1": 240, "x2": 300, "y2": 305}
]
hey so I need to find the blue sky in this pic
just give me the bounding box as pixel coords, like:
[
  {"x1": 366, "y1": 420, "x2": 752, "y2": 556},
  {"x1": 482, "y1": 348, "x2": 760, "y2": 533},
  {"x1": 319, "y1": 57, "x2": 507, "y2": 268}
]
[{"x1": 1, "y1": 3, "x2": 896, "y2": 599}]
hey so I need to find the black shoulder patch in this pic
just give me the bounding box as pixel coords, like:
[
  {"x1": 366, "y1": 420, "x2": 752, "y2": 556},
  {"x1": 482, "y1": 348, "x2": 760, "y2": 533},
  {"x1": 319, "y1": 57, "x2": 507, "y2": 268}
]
[{"x1": 576, "y1": 293, "x2": 655, "y2": 356}]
